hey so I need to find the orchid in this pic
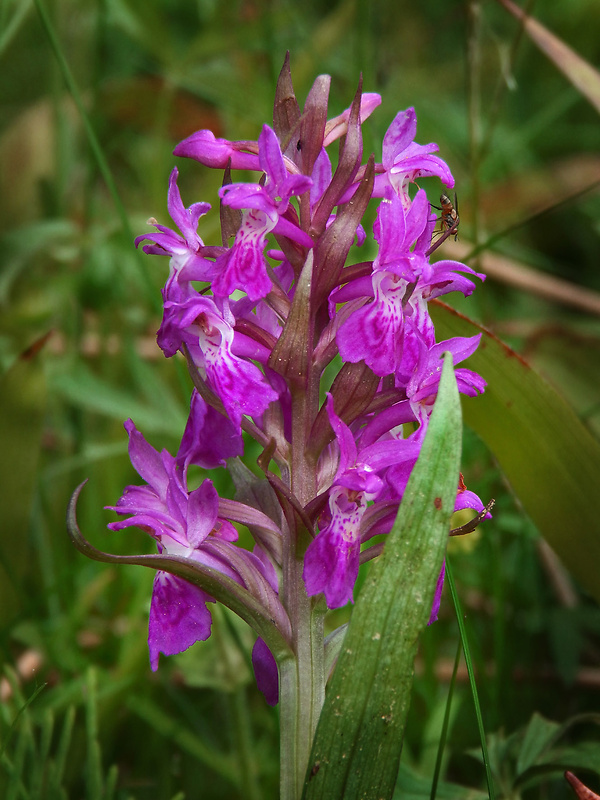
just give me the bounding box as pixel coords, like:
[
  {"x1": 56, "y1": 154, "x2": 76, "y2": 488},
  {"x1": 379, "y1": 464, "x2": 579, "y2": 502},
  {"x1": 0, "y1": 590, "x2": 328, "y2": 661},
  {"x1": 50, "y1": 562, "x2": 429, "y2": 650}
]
[
  {"x1": 134, "y1": 167, "x2": 215, "y2": 300},
  {"x1": 377, "y1": 107, "x2": 455, "y2": 204},
  {"x1": 213, "y1": 125, "x2": 313, "y2": 300},
  {"x1": 69, "y1": 57, "x2": 491, "y2": 800}
]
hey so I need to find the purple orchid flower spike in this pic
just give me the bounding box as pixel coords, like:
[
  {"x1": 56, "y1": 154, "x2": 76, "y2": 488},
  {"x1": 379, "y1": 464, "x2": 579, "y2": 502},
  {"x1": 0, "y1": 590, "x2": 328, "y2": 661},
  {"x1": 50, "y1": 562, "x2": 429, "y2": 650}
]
[
  {"x1": 105, "y1": 417, "x2": 289, "y2": 672},
  {"x1": 148, "y1": 572, "x2": 215, "y2": 671},
  {"x1": 67, "y1": 62, "x2": 493, "y2": 790},
  {"x1": 335, "y1": 190, "x2": 416, "y2": 376},
  {"x1": 305, "y1": 386, "x2": 434, "y2": 608},
  {"x1": 406, "y1": 334, "x2": 487, "y2": 408},
  {"x1": 303, "y1": 482, "x2": 371, "y2": 609},
  {"x1": 335, "y1": 189, "x2": 484, "y2": 382},
  {"x1": 177, "y1": 389, "x2": 244, "y2": 472},
  {"x1": 309, "y1": 148, "x2": 367, "y2": 247},
  {"x1": 252, "y1": 637, "x2": 279, "y2": 707}
]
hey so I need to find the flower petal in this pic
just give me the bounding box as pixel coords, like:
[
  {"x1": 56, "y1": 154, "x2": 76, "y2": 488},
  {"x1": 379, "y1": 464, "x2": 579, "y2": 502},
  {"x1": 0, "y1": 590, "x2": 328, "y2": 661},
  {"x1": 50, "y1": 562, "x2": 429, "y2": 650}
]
[
  {"x1": 252, "y1": 637, "x2": 279, "y2": 706},
  {"x1": 148, "y1": 572, "x2": 214, "y2": 671}
]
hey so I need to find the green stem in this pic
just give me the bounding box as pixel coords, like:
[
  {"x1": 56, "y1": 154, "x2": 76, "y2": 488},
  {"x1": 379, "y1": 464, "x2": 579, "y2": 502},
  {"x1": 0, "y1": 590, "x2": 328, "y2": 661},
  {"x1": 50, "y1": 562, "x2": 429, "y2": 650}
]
[
  {"x1": 279, "y1": 496, "x2": 325, "y2": 798},
  {"x1": 279, "y1": 352, "x2": 325, "y2": 797},
  {"x1": 279, "y1": 604, "x2": 325, "y2": 800}
]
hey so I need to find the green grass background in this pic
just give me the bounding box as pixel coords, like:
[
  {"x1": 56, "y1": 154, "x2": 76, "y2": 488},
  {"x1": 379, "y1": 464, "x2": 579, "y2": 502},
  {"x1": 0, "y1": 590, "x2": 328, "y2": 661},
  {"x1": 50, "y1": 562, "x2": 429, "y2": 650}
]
[{"x1": 1, "y1": 0, "x2": 600, "y2": 797}]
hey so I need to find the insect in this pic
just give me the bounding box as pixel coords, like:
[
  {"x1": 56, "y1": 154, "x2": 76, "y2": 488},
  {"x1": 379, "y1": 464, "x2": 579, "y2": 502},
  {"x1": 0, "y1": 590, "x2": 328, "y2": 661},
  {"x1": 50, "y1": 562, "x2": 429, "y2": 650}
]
[{"x1": 432, "y1": 192, "x2": 459, "y2": 241}]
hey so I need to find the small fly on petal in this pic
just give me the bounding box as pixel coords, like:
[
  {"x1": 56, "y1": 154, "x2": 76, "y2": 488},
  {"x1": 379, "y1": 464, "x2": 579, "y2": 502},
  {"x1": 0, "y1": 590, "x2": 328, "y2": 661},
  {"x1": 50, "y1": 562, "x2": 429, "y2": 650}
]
[{"x1": 431, "y1": 191, "x2": 459, "y2": 242}]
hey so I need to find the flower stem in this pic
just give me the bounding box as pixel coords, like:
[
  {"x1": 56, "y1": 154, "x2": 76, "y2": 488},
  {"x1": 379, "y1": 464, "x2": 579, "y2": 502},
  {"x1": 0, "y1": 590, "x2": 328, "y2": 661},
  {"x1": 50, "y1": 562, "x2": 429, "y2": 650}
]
[
  {"x1": 279, "y1": 599, "x2": 325, "y2": 799},
  {"x1": 279, "y1": 359, "x2": 325, "y2": 797}
]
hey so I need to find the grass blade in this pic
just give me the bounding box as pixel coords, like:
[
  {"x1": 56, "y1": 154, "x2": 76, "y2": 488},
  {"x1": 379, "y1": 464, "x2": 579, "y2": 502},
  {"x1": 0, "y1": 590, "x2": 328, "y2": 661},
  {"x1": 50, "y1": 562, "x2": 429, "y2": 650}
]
[
  {"x1": 128, "y1": 695, "x2": 240, "y2": 788},
  {"x1": 32, "y1": 0, "x2": 161, "y2": 313},
  {"x1": 0, "y1": 680, "x2": 47, "y2": 760},
  {"x1": 497, "y1": 0, "x2": 600, "y2": 114},
  {"x1": 48, "y1": 707, "x2": 75, "y2": 798},
  {"x1": 429, "y1": 638, "x2": 462, "y2": 800},
  {"x1": 446, "y1": 560, "x2": 495, "y2": 800},
  {"x1": 85, "y1": 669, "x2": 102, "y2": 800}
]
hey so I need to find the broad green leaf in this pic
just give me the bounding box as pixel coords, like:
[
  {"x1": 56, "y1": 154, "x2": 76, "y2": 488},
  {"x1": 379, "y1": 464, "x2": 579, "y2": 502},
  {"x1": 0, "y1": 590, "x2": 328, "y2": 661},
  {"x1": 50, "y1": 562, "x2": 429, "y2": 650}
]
[
  {"x1": 393, "y1": 763, "x2": 487, "y2": 800},
  {"x1": 516, "y1": 713, "x2": 560, "y2": 777},
  {"x1": 515, "y1": 714, "x2": 600, "y2": 786},
  {"x1": 431, "y1": 301, "x2": 600, "y2": 603},
  {"x1": 516, "y1": 743, "x2": 600, "y2": 787},
  {"x1": 537, "y1": 743, "x2": 600, "y2": 774},
  {"x1": 303, "y1": 355, "x2": 461, "y2": 800}
]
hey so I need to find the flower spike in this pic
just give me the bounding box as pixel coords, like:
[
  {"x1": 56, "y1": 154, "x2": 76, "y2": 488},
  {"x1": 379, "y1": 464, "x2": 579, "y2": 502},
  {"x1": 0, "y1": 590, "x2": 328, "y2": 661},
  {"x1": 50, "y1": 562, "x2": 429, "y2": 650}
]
[{"x1": 75, "y1": 60, "x2": 487, "y2": 710}]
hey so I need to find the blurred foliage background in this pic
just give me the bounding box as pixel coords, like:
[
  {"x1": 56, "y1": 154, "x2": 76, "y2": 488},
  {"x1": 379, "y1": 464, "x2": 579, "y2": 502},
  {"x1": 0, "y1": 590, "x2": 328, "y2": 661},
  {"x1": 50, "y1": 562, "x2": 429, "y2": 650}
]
[{"x1": 1, "y1": 0, "x2": 600, "y2": 797}]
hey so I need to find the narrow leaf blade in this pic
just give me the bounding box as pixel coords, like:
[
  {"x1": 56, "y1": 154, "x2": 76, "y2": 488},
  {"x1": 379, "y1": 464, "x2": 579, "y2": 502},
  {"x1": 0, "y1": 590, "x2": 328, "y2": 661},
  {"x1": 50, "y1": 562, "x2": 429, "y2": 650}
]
[{"x1": 497, "y1": 0, "x2": 600, "y2": 114}]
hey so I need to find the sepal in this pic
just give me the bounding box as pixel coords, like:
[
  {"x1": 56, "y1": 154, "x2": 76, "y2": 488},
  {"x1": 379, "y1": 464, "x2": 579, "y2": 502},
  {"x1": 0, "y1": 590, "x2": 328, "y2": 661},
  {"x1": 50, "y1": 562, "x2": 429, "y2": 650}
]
[
  {"x1": 297, "y1": 74, "x2": 331, "y2": 178},
  {"x1": 313, "y1": 155, "x2": 375, "y2": 305},
  {"x1": 310, "y1": 78, "x2": 365, "y2": 236},
  {"x1": 273, "y1": 52, "x2": 301, "y2": 156}
]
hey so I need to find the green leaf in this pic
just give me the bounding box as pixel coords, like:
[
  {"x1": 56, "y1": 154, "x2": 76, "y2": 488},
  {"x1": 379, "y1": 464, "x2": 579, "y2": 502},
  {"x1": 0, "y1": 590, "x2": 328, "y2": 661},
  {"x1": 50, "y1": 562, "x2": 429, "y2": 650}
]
[
  {"x1": 393, "y1": 763, "x2": 487, "y2": 800},
  {"x1": 516, "y1": 713, "x2": 560, "y2": 777},
  {"x1": 431, "y1": 301, "x2": 600, "y2": 603},
  {"x1": 51, "y1": 362, "x2": 187, "y2": 436},
  {"x1": 515, "y1": 742, "x2": 600, "y2": 788},
  {"x1": 303, "y1": 354, "x2": 462, "y2": 800},
  {"x1": 535, "y1": 742, "x2": 600, "y2": 774}
]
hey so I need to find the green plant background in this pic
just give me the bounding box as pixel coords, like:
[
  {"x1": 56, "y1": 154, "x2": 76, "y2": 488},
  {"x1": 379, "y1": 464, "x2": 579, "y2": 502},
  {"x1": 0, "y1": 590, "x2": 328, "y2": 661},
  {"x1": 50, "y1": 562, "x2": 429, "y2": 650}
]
[{"x1": 1, "y1": 0, "x2": 599, "y2": 797}]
